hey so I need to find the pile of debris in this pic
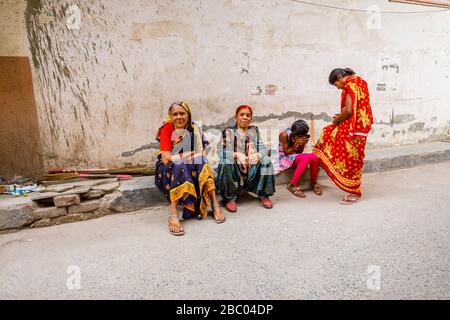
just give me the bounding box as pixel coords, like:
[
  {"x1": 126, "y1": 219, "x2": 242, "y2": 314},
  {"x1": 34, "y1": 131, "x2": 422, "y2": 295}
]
[
  {"x1": 26, "y1": 164, "x2": 155, "y2": 228},
  {"x1": 41, "y1": 164, "x2": 155, "y2": 181},
  {"x1": 0, "y1": 164, "x2": 156, "y2": 231},
  {"x1": 32, "y1": 177, "x2": 121, "y2": 204},
  {"x1": 26, "y1": 177, "x2": 120, "y2": 228},
  {"x1": 1, "y1": 164, "x2": 155, "y2": 197}
]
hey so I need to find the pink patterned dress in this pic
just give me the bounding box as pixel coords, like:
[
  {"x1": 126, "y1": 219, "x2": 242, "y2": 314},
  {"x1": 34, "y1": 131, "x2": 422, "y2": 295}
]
[{"x1": 274, "y1": 128, "x2": 301, "y2": 174}]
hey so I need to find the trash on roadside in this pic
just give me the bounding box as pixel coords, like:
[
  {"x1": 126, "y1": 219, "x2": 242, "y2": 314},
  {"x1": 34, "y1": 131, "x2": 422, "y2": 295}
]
[
  {"x1": 0, "y1": 184, "x2": 16, "y2": 195},
  {"x1": 0, "y1": 175, "x2": 38, "y2": 196},
  {"x1": 11, "y1": 184, "x2": 38, "y2": 197},
  {"x1": 1, "y1": 183, "x2": 38, "y2": 196}
]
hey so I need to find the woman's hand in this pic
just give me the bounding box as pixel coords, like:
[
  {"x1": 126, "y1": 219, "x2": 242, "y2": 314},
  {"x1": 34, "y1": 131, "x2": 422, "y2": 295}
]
[
  {"x1": 161, "y1": 151, "x2": 172, "y2": 165},
  {"x1": 234, "y1": 152, "x2": 249, "y2": 166},
  {"x1": 294, "y1": 137, "x2": 309, "y2": 147},
  {"x1": 249, "y1": 153, "x2": 260, "y2": 165},
  {"x1": 180, "y1": 151, "x2": 195, "y2": 162},
  {"x1": 170, "y1": 153, "x2": 182, "y2": 163},
  {"x1": 292, "y1": 137, "x2": 308, "y2": 154},
  {"x1": 334, "y1": 94, "x2": 353, "y2": 125}
]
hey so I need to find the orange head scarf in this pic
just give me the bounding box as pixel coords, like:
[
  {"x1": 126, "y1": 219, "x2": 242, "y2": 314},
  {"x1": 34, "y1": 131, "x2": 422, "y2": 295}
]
[
  {"x1": 156, "y1": 101, "x2": 191, "y2": 141},
  {"x1": 235, "y1": 105, "x2": 253, "y2": 117}
]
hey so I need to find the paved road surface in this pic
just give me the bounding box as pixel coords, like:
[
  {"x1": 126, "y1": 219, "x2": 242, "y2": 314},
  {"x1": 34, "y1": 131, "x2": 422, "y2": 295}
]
[{"x1": 1, "y1": 162, "x2": 449, "y2": 299}]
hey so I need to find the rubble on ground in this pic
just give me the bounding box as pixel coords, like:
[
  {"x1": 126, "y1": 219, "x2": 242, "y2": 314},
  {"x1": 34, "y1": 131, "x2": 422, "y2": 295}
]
[{"x1": 0, "y1": 164, "x2": 157, "y2": 231}]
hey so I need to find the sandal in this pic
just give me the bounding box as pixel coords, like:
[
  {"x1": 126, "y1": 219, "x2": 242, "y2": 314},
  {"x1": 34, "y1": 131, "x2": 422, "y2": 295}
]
[
  {"x1": 168, "y1": 221, "x2": 184, "y2": 236},
  {"x1": 287, "y1": 183, "x2": 306, "y2": 198},
  {"x1": 213, "y1": 206, "x2": 226, "y2": 224},
  {"x1": 259, "y1": 197, "x2": 273, "y2": 209},
  {"x1": 311, "y1": 183, "x2": 323, "y2": 196},
  {"x1": 224, "y1": 200, "x2": 237, "y2": 213},
  {"x1": 340, "y1": 194, "x2": 360, "y2": 205}
]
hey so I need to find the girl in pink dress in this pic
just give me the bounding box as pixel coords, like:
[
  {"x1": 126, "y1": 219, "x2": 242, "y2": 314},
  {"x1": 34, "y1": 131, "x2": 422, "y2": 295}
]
[{"x1": 276, "y1": 120, "x2": 322, "y2": 198}]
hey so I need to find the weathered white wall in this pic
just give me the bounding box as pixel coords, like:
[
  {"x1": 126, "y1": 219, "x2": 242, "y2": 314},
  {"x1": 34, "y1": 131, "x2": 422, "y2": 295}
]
[
  {"x1": 1, "y1": 0, "x2": 450, "y2": 170},
  {"x1": 0, "y1": 0, "x2": 29, "y2": 56}
]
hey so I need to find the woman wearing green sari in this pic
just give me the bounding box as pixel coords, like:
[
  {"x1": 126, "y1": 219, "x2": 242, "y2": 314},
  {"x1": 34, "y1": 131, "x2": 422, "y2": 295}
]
[{"x1": 216, "y1": 105, "x2": 276, "y2": 212}]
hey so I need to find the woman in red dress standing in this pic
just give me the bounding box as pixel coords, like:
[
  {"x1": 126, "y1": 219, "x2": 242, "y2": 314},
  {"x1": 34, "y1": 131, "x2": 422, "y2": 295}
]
[{"x1": 313, "y1": 68, "x2": 374, "y2": 205}]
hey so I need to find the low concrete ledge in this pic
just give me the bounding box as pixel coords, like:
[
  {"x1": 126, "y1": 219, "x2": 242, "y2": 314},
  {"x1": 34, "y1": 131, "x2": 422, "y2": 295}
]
[
  {"x1": 364, "y1": 141, "x2": 450, "y2": 173},
  {"x1": 1, "y1": 141, "x2": 450, "y2": 233},
  {"x1": 110, "y1": 176, "x2": 166, "y2": 212},
  {"x1": 275, "y1": 141, "x2": 450, "y2": 185}
]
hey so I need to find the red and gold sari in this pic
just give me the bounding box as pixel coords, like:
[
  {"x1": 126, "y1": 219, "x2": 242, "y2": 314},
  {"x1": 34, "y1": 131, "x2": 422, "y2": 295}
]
[{"x1": 313, "y1": 75, "x2": 373, "y2": 196}]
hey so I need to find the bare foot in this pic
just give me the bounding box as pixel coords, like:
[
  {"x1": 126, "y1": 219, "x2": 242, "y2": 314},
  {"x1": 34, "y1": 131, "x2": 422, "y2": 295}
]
[
  {"x1": 213, "y1": 205, "x2": 226, "y2": 223},
  {"x1": 168, "y1": 205, "x2": 184, "y2": 235}
]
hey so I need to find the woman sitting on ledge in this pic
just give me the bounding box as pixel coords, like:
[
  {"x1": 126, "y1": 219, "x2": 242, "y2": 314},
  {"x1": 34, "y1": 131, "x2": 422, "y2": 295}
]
[
  {"x1": 155, "y1": 101, "x2": 225, "y2": 236},
  {"x1": 216, "y1": 105, "x2": 275, "y2": 212}
]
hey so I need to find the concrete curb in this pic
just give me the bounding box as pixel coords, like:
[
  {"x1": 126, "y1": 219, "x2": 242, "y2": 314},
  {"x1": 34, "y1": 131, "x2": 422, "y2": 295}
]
[
  {"x1": 115, "y1": 176, "x2": 166, "y2": 211},
  {"x1": 271, "y1": 140, "x2": 450, "y2": 185},
  {"x1": 364, "y1": 141, "x2": 450, "y2": 173},
  {"x1": 1, "y1": 141, "x2": 450, "y2": 232}
]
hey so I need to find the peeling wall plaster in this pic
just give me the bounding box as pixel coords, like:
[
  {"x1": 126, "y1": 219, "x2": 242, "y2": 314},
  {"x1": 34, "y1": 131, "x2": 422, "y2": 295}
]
[{"x1": 1, "y1": 0, "x2": 449, "y2": 170}]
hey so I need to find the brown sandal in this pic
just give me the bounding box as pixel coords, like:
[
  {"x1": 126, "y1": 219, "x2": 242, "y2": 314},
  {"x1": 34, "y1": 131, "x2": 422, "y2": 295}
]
[
  {"x1": 340, "y1": 194, "x2": 360, "y2": 205},
  {"x1": 213, "y1": 206, "x2": 226, "y2": 224},
  {"x1": 287, "y1": 183, "x2": 306, "y2": 198},
  {"x1": 311, "y1": 183, "x2": 322, "y2": 196},
  {"x1": 168, "y1": 221, "x2": 185, "y2": 236}
]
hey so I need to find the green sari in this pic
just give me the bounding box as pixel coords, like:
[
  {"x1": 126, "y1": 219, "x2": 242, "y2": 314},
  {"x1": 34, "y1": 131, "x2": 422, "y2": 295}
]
[{"x1": 215, "y1": 125, "x2": 275, "y2": 202}]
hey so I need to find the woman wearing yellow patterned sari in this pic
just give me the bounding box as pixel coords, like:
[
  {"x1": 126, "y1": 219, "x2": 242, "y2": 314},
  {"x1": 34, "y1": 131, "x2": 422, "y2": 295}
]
[
  {"x1": 313, "y1": 68, "x2": 373, "y2": 205},
  {"x1": 155, "y1": 101, "x2": 225, "y2": 236}
]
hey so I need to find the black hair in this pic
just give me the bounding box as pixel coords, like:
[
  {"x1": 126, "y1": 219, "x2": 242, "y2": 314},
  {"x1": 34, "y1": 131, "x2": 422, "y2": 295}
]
[
  {"x1": 290, "y1": 119, "x2": 309, "y2": 137},
  {"x1": 328, "y1": 68, "x2": 355, "y2": 85}
]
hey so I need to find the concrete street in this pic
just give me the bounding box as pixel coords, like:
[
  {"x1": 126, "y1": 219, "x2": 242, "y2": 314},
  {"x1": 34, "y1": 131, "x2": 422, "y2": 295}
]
[{"x1": 1, "y1": 162, "x2": 449, "y2": 299}]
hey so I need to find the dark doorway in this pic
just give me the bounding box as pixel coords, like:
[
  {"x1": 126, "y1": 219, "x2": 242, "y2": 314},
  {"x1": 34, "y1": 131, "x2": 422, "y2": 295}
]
[{"x1": 0, "y1": 56, "x2": 44, "y2": 178}]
